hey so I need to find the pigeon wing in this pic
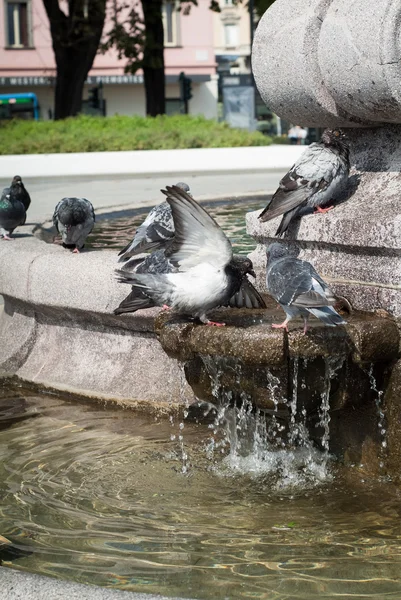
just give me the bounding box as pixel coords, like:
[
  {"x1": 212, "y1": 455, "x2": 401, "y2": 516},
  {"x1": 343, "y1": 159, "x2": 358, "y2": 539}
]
[
  {"x1": 268, "y1": 258, "x2": 335, "y2": 308},
  {"x1": 130, "y1": 249, "x2": 175, "y2": 274},
  {"x1": 162, "y1": 185, "x2": 232, "y2": 271},
  {"x1": 118, "y1": 202, "x2": 174, "y2": 261},
  {"x1": 84, "y1": 198, "x2": 96, "y2": 222},
  {"x1": 52, "y1": 199, "x2": 63, "y2": 232},
  {"x1": 259, "y1": 143, "x2": 334, "y2": 222},
  {"x1": 293, "y1": 263, "x2": 336, "y2": 307},
  {"x1": 228, "y1": 278, "x2": 267, "y2": 309}
]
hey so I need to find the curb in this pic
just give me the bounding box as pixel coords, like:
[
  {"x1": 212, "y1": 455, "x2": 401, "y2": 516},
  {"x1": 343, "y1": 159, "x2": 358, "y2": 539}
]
[{"x1": 0, "y1": 145, "x2": 304, "y2": 179}]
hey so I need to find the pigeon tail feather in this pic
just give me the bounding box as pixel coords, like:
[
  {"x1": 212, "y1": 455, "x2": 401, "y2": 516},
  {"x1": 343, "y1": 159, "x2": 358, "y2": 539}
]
[
  {"x1": 308, "y1": 306, "x2": 346, "y2": 327},
  {"x1": 114, "y1": 290, "x2": 154, "y2": 315}
]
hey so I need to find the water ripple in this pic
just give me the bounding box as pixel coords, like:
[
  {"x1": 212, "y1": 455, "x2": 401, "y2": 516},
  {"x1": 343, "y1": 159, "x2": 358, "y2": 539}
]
[{"x1": 1, "y1": 384, "x2": 401, "y2": 599}]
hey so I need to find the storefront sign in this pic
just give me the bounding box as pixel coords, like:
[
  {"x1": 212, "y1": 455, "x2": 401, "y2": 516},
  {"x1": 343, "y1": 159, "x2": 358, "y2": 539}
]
[
  {"x1": 0, "y1": 76, "x2": 53, "y2": 86},
  {"x1": 86, "y1": 75, "x2": 144, "y2": 84},
  {"x1": 0, "y1": 74, "x2": 145, "y2": 86}
]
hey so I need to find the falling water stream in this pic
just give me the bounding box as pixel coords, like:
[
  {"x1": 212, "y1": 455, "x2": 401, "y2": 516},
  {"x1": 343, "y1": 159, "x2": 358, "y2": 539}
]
[{"x1": 1, "y1": 375, "x2": 401, "y2": 600}]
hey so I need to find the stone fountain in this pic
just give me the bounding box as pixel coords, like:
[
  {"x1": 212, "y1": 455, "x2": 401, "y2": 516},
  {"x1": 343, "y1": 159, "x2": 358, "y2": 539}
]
[
  {"x1": 0, "y1": 0, "x2": 400, "y2": 477},
  {"x1": 156, "y1": 0, "x2": 401, "y2": 475}
]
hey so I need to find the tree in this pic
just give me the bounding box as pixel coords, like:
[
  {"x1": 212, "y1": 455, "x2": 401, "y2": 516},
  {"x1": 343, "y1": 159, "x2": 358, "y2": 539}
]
[
  {"x1": 103, "y1": 0, "x2": 196, "y2": 117},
  {"x1": 43, "y1": 0, "x2": 107, "y2": 120},
  {"x1": 253, "y1": 0, "x2": 276, "y2": 17},
  {"x1": 44, "y1": 0, "x2": 277, "y2": 119},
  {"x1": 101, "y1": 0, "x2": 166, "y2": 117},
  {"x1": 104, "y1": 0, "x2": 277, "y2": 117}
]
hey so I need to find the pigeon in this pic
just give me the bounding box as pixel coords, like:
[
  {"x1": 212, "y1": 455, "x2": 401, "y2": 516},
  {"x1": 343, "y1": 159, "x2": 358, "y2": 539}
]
[
  {"x1": 259, "y1": 129, "x2": 350, "y2": 236},
  {"x1": 266, "y1": 242, "x2": 346, "y2": 334},
  {"x1": 53, "y1": 197, "x2": 95, "y2": 253},
  {"x1": 2, "y1": 175, "x2": 31, "y2": 213},
  {"x1": 0, "y1": 186, "x2": 26, "y2": 240},
  {"x1": 117, "y1": 182, "x2": 191, "y2": 262},
  {"x1": 114, "y1": 185, "x2": 261, "y2": 325},
  {"x1": 114, "y1": 251, "x2": 266, "y2": 315}
]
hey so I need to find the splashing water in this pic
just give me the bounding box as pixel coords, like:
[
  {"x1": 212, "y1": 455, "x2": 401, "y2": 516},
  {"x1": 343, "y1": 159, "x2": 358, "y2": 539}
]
[
  {"x1": 288, "y1": 357, "x2": 300, "y2": 445},
  {"x1": 190, "y1": 354, "x2": 346, "y2": 489},
  {"x1": 217, "y1": 401, "x2": 332, "y2": 490},
  {"x1": 317, "y1": 356, "x2": 344, "y2": 452},
  {"x1": 367, "y1": 363, "x2": 387, "y2": 469}
]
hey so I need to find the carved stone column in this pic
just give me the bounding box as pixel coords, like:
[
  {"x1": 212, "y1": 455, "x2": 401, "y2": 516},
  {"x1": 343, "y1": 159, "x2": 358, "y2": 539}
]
[{"x1": 247, "y1": 0, "x2": 401, "y2": 318}]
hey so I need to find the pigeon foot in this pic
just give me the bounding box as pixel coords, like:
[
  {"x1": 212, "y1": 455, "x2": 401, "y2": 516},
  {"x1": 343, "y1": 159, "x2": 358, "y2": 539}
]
[
  {"x1": 72, "y1": 248, "x2": 80, "y2": 254},
  {"x1": 162, "y1": 304, "x2": 171, "y2": 311},
  {"x1": 314, "y1": 205, "x2": 333, "y2": 214},
  {"x1": 205, "y1": 320, "x2": 226, "y2": 327},
  {"x1": 1, "y1": 235, "x2": 13, "y2": 241},
  {"x1": 272, "y1": 320, "x2": 289, "y2": 332}
]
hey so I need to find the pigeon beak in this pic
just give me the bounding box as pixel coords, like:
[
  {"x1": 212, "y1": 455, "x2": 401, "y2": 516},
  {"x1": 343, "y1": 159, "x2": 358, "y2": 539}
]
[{"x1": 249, "y1": 269, "x2": 256, "y2": 278}]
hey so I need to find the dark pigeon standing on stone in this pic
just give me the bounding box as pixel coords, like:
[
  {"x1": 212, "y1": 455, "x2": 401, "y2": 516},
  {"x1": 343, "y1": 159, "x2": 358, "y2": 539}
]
[
  {"x1": 117, "y1": 182, "x2": 191, "y2": 262},
  {"x1": 53, "y1": 197, "x2": 95, "y2": 253},
  {"x1": 0, "y1": 179, "x2": 27, "y2": 240},
  {"x1": 114, "y1": 251, "x2": 265, "y2": 315},
  {"x1": 259, "y1": 129, "x2": 350, "y2": 236},
  {"x1": 2, "y1": 175, "x2": 31, "y2": 213},
  {"x1": 266, "y1": 242, "x2": 346, "y2": 333},
  {"x1": 114, "y1": 185, "x2": 262, "y2": 325}
]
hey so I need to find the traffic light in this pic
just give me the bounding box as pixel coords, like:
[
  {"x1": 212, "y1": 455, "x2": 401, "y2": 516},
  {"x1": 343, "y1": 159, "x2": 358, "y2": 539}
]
[
  {"x1": 179, "y1": 72, "x2": 193, "y2": 102},
  {"x1": 88, "y1": 87, "x2": 99, "y2": 109}
]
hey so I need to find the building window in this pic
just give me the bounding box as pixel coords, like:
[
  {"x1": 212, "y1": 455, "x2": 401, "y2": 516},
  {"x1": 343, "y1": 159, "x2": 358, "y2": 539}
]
[
  {"x1": 163, "y1": 1, "x2": 179, "y2": 46},
  {"x1": 224, "y1": 24, "x2": 238, "y2": 47},
  {"x1": 5, "y1": 0, "x2": 32, "y2": 48}
]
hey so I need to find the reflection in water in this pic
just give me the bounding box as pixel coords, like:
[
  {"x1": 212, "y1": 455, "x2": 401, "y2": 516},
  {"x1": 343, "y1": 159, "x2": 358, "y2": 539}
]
[
  {"x1": 53, "y1": 199, "x2": 263, "y2": 256},
  {"x1": 1, "y1": 381, "x2": 401, "y2": 599}
]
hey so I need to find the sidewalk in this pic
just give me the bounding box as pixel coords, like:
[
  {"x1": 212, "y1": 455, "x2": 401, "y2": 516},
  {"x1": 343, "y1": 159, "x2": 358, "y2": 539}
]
[
  {"x1": 0, "y1": 145, "x2": 304, "y2": 222},
  {"x1": 0, "y1": 145, "x2": 303, "y2": 179}
]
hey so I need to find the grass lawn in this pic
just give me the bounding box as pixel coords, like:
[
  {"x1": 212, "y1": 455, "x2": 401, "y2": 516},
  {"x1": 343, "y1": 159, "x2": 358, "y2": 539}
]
[{"x1": 0, "y1": 114, "x2": 272, "y2": 155}]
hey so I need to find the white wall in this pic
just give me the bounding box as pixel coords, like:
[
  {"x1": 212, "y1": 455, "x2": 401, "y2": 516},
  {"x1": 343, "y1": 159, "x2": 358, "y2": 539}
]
[
  {"x1": 189, "y1": 76, "x2": 218, "y2": 119},
  {"x1": 100, "y1": 85, "x2": 146, "y2": 117}
]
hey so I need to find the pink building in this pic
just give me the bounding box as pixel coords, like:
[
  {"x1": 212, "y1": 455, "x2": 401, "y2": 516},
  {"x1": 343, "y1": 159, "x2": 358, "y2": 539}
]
[{"x1": 0, "y1": 0, "x2": 218, "y2": 119}]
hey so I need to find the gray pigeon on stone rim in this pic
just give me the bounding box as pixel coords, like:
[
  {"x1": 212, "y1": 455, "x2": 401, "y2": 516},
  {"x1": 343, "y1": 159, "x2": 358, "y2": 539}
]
[
  {"x1": 117, "y1": 182, "x2": 191, "y2": 262},
  {"x1": 53, "y1": 197, "x2": 95, "y2": 253},
  {"x1": 2, "y1": 175, "x2": 31, "y2": 214},
  {"x1": 259, "y1": 129, "x2": 350, "y2": 236},
  {"x1": 266, "y1": 242, "x2": 346, "y2": 333},
  {"x1": 0, "y1": 185, "x2": 26, "y2": 240},
  {"x1": 115, "y1": 185, "x2": 262, "y2": 325}
]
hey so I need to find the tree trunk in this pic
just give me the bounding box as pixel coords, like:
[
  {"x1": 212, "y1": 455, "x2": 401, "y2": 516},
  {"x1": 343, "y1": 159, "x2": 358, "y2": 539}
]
[
  {"x1": 43, "y1": 0, "x2": 106, "y2": 120},
  {"x1": 141, "y1": 0, "x2": 165, "y2": 116}
]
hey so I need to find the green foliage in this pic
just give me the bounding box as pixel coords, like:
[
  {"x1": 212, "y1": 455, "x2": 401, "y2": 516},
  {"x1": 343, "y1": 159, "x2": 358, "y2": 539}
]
[
  {"x1": 253, "y1": 0, "x2": 276, "y2": 17},
  {"x1": 0, "y1": 115, "x2": 272, "y2": 154},
  {"x1": 271, "y1": 135, "x2": 290, "y2": 144}
]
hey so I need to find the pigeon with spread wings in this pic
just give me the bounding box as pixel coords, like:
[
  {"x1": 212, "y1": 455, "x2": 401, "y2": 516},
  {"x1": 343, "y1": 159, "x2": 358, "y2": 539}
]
[
  {"x1": 266, "y1": 243, "x2": 346, "y2": 334},
  {"x1": 259, "y1": 129, "x2": 350, "y2": 236},
  {"x1": 115, "y1": 185, "x2": 262, "y2": 325},
  {"x1": 114, "y1": 251, "x2": 265, "y2": 315}
]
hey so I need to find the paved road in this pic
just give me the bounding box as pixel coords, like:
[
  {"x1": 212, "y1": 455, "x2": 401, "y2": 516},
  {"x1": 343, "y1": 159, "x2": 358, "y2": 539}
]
[{"x1": 0, "y1": 171, "x2": 285, "y2": 223}]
